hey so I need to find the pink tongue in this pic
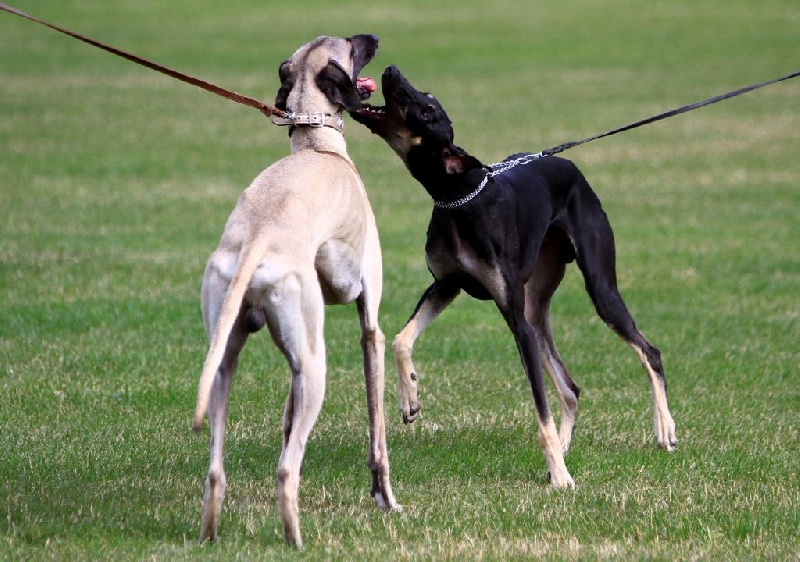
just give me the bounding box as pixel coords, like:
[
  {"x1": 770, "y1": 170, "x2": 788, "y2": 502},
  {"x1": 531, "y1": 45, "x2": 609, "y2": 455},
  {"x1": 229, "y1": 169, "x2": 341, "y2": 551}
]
[{"x1": 357, "y1": 77, "x2": 377, "y2": 93}]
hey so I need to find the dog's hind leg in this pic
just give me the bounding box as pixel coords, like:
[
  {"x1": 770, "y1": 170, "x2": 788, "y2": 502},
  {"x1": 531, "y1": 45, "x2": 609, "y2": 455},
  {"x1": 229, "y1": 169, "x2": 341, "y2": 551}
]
[
  {"x1": 497, "y1": 278, "x2": 574, "y2": 489},
  {"x1": 392, "y1": 279, "x2": 461, "y2": 423},
  {"x1": 356, "y1": 245, "x2": 401, "y2": 511},
  {"x1": 199, "y1": 292, "x2": 251, "y2": 543},
  {"x1": 571, "y1": 195, "x2": 677, "y2": 451},
  {"x1": 261, "y1": 268, "x2": 327, "y2": 548},
  {"x1": 525, "y1": 237, "x2": 580, "y2": 453}
]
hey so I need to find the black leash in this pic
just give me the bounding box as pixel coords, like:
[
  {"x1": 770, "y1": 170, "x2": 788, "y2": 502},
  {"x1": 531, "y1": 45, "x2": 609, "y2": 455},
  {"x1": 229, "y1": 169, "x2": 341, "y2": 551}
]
[
  {"x1": 0, "y1": 2, "x2": 288, "y2": 119},
  {"x1": 435, "y1": 69, "x2": 799, "y2": 209},
  {"x1": 540, "y1": 70, "x2": 800, "y2": 157}
]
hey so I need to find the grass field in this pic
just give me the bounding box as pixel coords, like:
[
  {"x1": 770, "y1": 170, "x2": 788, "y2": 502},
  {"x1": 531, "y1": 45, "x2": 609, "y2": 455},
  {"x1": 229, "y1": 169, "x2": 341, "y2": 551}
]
[{"x1": 1, "y1": 0, "x2": 798, "y2": 559}]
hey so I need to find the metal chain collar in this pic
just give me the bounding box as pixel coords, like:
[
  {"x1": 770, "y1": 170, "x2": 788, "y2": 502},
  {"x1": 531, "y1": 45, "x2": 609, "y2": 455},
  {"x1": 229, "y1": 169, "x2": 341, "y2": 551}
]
[{"x1": 433, "y1": 151, "x2": 546, "y2": 210}]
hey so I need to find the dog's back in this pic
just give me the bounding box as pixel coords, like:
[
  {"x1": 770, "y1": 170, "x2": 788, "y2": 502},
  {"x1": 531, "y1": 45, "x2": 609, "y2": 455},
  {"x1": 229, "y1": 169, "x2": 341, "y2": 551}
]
[
  {"x1": 494, "y1": 155, "x2": 592, "y2": 209},
  {"x1": 207, "y1": 149, "x2": 372, "y2": 308},
  {"x1": 216, "y1": 151, "x2": 367, "y2": 255}
]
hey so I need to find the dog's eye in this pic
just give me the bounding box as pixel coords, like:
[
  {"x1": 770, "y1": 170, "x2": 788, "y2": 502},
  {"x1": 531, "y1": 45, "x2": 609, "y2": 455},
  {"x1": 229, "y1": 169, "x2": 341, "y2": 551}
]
[{"x1": 419, "y1": 104, "x2": 436, "y2": 122}]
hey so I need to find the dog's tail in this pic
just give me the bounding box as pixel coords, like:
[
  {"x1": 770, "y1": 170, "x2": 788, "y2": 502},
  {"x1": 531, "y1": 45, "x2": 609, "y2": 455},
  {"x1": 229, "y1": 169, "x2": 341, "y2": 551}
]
[{"x1": 193, "y1": 240, "x2": 263, "y2": 432}]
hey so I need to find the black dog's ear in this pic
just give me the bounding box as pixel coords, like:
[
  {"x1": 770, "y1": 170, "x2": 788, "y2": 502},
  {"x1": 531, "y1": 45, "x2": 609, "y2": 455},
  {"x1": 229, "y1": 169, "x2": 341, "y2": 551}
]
[
  {"x1": 443, "y1": 145, "x2": 483, "y2": 174},
  {"x1": 275, "y1": 60, "x2": 293, "y2": 110},
  {"x1": 315, "y1": 59, "x2": 362, "y2": 111}
]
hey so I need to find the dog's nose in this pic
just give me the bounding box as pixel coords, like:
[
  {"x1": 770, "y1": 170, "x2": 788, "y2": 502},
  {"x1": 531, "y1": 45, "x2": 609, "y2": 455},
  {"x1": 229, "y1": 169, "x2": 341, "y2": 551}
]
[{"x1": 384, "y1": 65, "x2": 399, "y2": 77}]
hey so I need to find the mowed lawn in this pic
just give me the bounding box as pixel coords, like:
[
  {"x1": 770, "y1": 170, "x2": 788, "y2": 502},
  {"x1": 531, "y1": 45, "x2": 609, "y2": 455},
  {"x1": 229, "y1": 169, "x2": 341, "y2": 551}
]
[{"x1": 1, "y1": 0, "x2": 797, "y2": 559}]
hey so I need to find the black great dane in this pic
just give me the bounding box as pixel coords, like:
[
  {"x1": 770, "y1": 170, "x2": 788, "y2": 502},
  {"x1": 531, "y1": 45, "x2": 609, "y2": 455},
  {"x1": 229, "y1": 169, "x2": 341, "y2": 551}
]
[{"x1": 351, "y1": 65, "x2": 677, "y2": 487}]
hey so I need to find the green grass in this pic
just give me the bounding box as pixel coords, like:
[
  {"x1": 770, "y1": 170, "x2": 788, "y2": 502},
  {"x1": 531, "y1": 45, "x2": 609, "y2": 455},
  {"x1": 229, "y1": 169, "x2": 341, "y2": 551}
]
[{"x1": 1, "y1": 0, "x2": 798, "y2": 559}]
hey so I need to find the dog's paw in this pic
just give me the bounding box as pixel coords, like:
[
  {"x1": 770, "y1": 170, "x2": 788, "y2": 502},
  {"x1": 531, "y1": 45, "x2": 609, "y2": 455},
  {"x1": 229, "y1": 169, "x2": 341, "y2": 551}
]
[
  {"x1": 546, "y1": 469, "x2": 575, "y2": 489},
  {"x1": 657, "y1": 437, "x2": 678, "y2": 452},
  {"x1": 373, "y1": 493, "x2": 403, "y2": 512},
  {"x1": 398, "y1": 372, "x2": 421, "y2": 423},
  {"x1": 654, "y1": 411, "x2": 678, "y2": 451},
  {"x1": 402, "y1": 403, "x2": 421, "y2": 424}
]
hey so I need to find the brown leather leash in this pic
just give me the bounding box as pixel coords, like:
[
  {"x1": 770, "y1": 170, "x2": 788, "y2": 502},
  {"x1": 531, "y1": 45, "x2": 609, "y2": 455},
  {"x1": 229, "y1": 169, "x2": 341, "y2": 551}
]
[{"x1": 0, "y1": 2, "x2": 288, "y2": 119}]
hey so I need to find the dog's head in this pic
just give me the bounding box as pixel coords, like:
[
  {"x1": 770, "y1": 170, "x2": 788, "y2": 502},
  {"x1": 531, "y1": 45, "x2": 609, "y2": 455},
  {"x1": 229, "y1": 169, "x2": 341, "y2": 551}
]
[
  {"x1": 275, "y1": 34, "x2": 379, "y2": 116},
  {"x1": 350, "y1": 65, "x2": 482, "y2": 177}
]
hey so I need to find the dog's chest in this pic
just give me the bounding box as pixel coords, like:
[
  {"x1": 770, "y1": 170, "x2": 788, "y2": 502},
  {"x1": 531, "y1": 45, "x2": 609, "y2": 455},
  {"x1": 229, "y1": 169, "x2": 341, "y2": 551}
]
[
  {"x1": 425, "y1": 243, "x2": 463, "y2": 280},
  {"x1": 425, "y1": 220, "x2": 505, "y2": 301}
]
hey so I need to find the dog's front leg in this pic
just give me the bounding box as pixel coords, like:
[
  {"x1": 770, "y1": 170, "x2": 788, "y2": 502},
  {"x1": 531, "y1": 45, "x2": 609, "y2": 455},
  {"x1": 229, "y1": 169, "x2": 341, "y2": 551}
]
[
  {"x1": 392, "y1": 280, "x2": 460, "y2": 423},
  {"x1": 357, "y1": 291, "x2": 401, "y2": 512}
]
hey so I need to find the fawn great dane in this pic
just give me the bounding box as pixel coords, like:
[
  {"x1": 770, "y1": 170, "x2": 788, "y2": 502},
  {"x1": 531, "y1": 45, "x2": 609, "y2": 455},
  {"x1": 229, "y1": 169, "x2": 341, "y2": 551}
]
[{"x1": 193, "y1": 35, "x2": 400, "y2": 548}]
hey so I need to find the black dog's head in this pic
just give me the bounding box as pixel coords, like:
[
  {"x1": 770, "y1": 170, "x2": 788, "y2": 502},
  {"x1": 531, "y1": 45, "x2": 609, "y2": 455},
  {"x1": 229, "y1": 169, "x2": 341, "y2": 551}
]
[{"x1": 351, "y1": 65, "x2": 482, "y2": 181}]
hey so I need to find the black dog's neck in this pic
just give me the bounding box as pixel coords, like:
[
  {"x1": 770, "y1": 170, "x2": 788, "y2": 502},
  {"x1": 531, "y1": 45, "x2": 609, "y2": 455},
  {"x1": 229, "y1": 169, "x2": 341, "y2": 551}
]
[{"x1": 407, "y1": 150, "x2": 488, "y2": 208}]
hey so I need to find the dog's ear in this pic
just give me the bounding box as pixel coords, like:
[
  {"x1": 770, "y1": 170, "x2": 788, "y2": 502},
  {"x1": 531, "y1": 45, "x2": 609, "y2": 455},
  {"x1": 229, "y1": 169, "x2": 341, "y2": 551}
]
[
  {"x1": 275, "y1": 60, "x2": 293, "y2": 110},
  {"x1": 315, "y1": 59, "x2": 362, "y2": 111},
  {"x1": 443, "y1": 145, "x2": 483, "y2": 174},
  {"x1": 348, "y1": 34, "x2": 379, "y2": 78}
]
